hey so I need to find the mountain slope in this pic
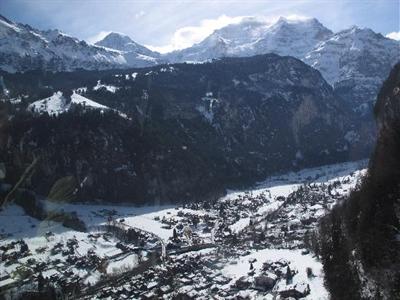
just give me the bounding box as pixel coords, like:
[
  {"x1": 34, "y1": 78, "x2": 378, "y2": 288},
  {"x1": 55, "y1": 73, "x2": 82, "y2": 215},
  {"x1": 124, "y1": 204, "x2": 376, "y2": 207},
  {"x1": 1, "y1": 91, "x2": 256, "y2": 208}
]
[
  {"x1": 305, "y1": 26, "x2": 400, "y2": 113},
  {"x1": 166, "y1": 17, "x2": 399, "y2": 116},
  {"x1": 319, "y1": 63, "x2": 400, "y2": 299},
  {"x1": 0, "y1": 54, "x2": 367, "y2": 203},
  {"x1": 0, "y1": 15, "x2": 159, "y2": 72},
  {"x1": 95, "y1": 32, "x2": 162, "y2": 67},
  {"x1": 95, "y1": 32, "x2": 158, "y2": 56}
]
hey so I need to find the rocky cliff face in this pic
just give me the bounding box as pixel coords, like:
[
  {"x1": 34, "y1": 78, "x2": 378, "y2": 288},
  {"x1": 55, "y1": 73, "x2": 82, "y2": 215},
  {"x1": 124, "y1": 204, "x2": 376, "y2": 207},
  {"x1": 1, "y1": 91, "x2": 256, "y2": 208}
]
[
  {"x1": 374, "y1": 64, "x2": 400, "y2": 133},
  {"x1": 0, "y1": 54, "x2": 366, "y2": 204},
  {"x1": 319, "y1": 64, "x2": 400, "y2": 300}
]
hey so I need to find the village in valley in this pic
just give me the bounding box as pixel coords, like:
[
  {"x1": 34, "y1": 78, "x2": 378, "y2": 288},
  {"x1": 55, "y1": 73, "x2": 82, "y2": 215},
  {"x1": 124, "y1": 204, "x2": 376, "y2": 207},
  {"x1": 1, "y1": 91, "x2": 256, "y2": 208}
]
[{"x1": 0, "y1": 160, "x2": 366, "y2": 299}]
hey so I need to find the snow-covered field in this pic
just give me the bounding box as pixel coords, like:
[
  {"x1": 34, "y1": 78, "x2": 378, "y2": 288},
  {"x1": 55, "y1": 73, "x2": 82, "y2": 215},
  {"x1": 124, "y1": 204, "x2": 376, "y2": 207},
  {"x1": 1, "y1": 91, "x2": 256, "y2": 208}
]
[
  {"x1": 0, "y1": 159, "x2": 367, "y2": 298},
  {"x1": 28, "y1": 91, "x2": 109, "y2": 116},
  {"x1": 27, "y1": 90, "x2": 129, "y2": 119},
  {"x1": 93, "y1": 80, "x2": 119, "y2": 93},
  {"x1": 223, "y1": 159, "x2": 366, "y2": 201}
]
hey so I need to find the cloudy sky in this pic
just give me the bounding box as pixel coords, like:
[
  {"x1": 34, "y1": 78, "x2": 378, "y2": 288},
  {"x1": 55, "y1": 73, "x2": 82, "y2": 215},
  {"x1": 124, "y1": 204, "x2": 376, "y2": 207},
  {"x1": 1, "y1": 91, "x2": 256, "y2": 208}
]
[{"x1": 1, "y1": 0, "x2": 399, "y2": 52}]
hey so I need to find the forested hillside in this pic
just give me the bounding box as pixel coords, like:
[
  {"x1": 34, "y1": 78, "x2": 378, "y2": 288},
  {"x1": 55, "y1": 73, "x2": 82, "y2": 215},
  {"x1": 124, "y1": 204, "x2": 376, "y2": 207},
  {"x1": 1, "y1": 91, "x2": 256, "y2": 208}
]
[
  {"x1": 0, "y1": 55, "x2": 370, "y2": 204},
  {"x1": 318, "y1": 64, "x2": 400, "y2": 299}
]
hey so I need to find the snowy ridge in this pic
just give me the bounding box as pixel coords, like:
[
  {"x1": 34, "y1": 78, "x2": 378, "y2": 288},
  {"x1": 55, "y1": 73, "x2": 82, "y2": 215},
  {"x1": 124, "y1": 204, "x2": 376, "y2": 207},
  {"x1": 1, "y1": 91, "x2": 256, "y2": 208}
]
[
  {"x1": 165, "y1": 16, "x2": 333, "y2": 63},
  {"x1": 0, "y1": 15, "x2": 160, "y2": 72},
  {"x1": 304, "y1": 26, "x2": 400, "y2": 85}
]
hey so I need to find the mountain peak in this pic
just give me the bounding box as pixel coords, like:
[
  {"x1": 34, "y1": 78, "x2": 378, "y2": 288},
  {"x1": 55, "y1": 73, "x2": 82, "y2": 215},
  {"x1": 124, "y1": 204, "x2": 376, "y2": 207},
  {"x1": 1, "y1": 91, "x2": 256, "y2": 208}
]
[
  {"x1": 337, "y1": 25, "x2": 389, "y2": 41},
  {"x1": 95, "y1": 32, "x2": 135, "y2": 50},
  {"x1": 272, "y1": 16, "x2": 330, "y2": 32},
  {"x1": 166, "y1": 15, "x2": 334, "y2": 63},
  {"x1": 0, "y1": 14, "x2": 162, "y2": 72},
  {"x1": 95, "y1": 31, "x2": 159, "y2": 58},
  {"x1": 102, "y1": 32, "x2": 133, "y2": 43}
]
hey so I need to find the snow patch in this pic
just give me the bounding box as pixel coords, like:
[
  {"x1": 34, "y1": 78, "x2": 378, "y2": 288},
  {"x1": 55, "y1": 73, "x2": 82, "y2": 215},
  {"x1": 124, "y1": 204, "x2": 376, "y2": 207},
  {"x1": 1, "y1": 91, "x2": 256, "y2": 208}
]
[{"x1": 93, "y1": 80, "x2": 119, "y2": 93}]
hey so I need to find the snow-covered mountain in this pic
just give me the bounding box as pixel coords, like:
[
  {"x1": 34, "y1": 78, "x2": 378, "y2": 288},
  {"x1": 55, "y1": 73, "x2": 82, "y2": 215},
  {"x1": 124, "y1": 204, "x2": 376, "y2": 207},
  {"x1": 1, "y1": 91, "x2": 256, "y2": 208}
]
[
  {"x1": 0, "y1": 15, "x2": 159, "y2": 72},
  {"x1": 95, "y1": 32, "x2": 157, "y2": 56},
  {"x1": 165, "y1": 16, "x2": 399, "y2": 114},
  {"x1": 1, "y1": 13, "x2": 398, "y2": 114},
  {"x1": 95, "y1": 32, "x2": 163, "y2": 67},
  {"x1": 305, "y1": 26, "x2": 400, "y2": 111},
  {"x1": 165, "y1": 16, "x2": 333, "y2": 62}
]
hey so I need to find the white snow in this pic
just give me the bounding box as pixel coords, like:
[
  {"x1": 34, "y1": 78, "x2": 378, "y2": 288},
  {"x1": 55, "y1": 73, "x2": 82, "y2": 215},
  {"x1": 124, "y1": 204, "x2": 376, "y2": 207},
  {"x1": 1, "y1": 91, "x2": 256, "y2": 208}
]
[
  {"x1": 41, "y1": 202, "x2": 177, "y2": 241},
  {"x1": 28, "y1": 91, "x2": 109, "y2": 116},
  {"x1": 106, "y1": 253, "x2": 138, "y2": 274},
  {"x1": 160, "y1": 66, "x2": 175, "y2": 73},
  {"x1": 28, "y1": 91, "x2": 67, "y2": 115},
  {"x1": 0, "y1": 18, "x2": 21, "y2": 33},
  {"x1": 93, "y1": 80, "x2": 119, "y2": 93},
  {"x1": 71, "y1": 92, "x2": 109, "y2": 109},
  {"x1": 27, "y1": 91, "x2": 131, "y2": 119},
  {"x1": 222, "y1": 248, "x2": 329, "y2": 299}
]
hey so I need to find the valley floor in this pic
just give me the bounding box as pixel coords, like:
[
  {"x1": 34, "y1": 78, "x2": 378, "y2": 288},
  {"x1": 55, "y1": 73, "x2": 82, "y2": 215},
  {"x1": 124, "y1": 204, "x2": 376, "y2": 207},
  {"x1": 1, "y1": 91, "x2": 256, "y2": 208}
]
[{"x1": 0, "y1": 160, "x2": 367, "y2": 299}]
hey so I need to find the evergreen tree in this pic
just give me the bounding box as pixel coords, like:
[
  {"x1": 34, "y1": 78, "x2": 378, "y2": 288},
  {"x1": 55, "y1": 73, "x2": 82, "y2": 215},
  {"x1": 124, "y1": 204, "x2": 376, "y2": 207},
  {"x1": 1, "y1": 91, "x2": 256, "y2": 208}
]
[{"x1": 286, "y1": 266, "x2": 292, "y2": 284}]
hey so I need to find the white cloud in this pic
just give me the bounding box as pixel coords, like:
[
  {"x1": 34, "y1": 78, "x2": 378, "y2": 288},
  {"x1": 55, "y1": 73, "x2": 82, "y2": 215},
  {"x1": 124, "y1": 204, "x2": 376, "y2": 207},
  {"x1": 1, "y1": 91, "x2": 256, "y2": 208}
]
[
  {"x1": 386, "y1": 31, "x2": 400, "y2": 41},
  {"x1": 281, "y1": 14, "x2": 313, "y2": 22},
  {"x1": 135, "y1": 10, "x2": 145, "y2": 19},
  {"x1": 146, "y1": 44, "x2": 176, "y2": 54},
  {"x1": 86, "y1": 31, "x2": 113, "y2": 44},
  {"x1": 147, "y1": 14, "x2": 245, "y2": 53}
]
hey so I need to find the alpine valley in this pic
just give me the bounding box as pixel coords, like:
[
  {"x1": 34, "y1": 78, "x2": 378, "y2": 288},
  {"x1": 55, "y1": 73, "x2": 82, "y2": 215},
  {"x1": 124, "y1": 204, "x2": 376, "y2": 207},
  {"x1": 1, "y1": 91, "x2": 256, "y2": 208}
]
[
  {"x1": 1, "y1": 14, "x2": 398, "y2": 203},
  {"x1": 0, "y1": 10, "x2": 399, "y2": 300}
]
